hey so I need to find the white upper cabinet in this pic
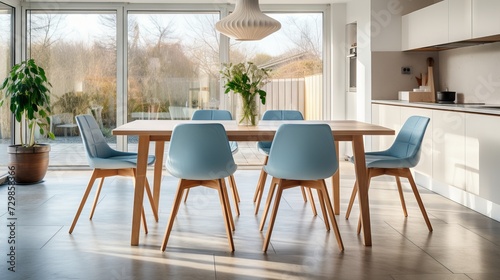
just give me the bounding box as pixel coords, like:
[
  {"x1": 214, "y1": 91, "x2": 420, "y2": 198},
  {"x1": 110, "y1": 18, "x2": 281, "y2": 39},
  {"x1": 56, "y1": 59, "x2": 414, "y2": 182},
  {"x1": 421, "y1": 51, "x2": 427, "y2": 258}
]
[
  {"x1": 401, "y1": 0, "x2": 500, "y2": 50},
  {"x1": 402, "y1": 1, "x2": 449, "y2": 50},
  {"x1": 472, "y1": 0, "x2": 500, "y2": 38},
  {"x1": 449, "y1": 0, "x2": 472, "y2": 42}
]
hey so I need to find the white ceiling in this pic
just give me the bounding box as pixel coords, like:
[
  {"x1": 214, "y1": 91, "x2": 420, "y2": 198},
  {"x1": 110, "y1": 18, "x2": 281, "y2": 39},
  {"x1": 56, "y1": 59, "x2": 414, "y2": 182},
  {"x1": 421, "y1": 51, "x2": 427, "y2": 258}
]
[{"x1": 24, "y1": 0, "x2": 351, "y2": 4}]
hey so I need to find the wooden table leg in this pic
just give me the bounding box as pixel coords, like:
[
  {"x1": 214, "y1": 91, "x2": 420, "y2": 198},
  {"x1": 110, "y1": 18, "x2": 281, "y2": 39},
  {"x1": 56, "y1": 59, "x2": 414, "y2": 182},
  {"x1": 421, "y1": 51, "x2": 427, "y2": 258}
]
[
  {"x1": 332, "y1": 141, "x2": 340, "y2": 215},
  {"x1": 153, "y1": 140, "x2": 165, "y2": 221},
  {"x1": 351, "y1": 135, "x2": 372, "y2": 246},
  {"x1": 131, "y1": 135, "x2": 150, "y2": 246}
]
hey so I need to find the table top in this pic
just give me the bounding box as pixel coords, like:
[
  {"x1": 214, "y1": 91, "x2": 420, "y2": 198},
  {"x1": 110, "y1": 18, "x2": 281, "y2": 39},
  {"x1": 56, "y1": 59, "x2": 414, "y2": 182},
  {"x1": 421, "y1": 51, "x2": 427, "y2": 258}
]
[{"x1": 113, "y1": 120, "x2": 394, "y2": 141}]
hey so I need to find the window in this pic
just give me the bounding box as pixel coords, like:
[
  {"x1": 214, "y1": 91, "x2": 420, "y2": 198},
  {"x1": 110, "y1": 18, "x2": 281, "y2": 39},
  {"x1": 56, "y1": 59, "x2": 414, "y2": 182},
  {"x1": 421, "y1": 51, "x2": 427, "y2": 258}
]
[
  {"x1": 127, "y1": 12, "x2": 220, "y2": 123},
  {"x1": 228, "y1": 13, "x2": 324, "y2": 120},
  {"x1": 27, "y1": 10, "x2": 117, "y2": 166}
]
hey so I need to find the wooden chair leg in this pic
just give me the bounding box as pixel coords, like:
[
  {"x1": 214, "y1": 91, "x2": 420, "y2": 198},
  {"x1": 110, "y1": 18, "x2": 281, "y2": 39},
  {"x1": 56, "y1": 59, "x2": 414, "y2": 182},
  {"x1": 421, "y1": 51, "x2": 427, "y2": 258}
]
[
  {"x1": 300, "y1": 186, "x2": 308, "y2": 202},
  {"x1": 144, "y1": 178, "x2": 159, "y2": 222},
  {"x1": 254, "y1": 167, "x2": 269, "y2": 214},
  {"x1": 395, "y1": 176, "x2": 408, "y2": 217},
  {"x1": 230, "y1": 175, "x2": 241, "y2": 203},
  {"x1": 253, "y1": 156, "x2": 268, "y2": 202},
  {"x1": 228, "y1": 175, "x2": 240, "y2": 216},
  {"x1": 183, "y1": 189, "x2": 190, "y2": 202},
  {"x1": 316, "y1": 189, "x2": 330, "y2": 231},
  {"x1": 263, "y1": 183, "x2": 284, "y2": 252},
  {"x1": 69, "y1": 171, "x2": 99, "y2": 233},
  {"x1": 405, "y1": 170, "x2": 433, "y2": 232},
  {"x1": 161, "y1": 180, "x2": 186, "y2": 251},
  {"x1": 220, "y1": 178, "x2": 235, "y2": 231},
  {"x1": 259, "y1": 178, "x2": 279, "y2": 231},
  {"x1": 89, "y1": 177, "x2": 105, "y2": 220},
  {"x1": 320, "y1": 180, "x2": 344, "y2": 251},
  {"x1": 218, "y1": 179, "x2": 235, "y2": 251},
  {"x1": 306, "y1": 187, "x2": 317, "y2": 216},
  {"x1": 345, "y1": 180, "x2": 358, "y2": 219},
  {"x1": 141, "y1": 206, "x2": 148, "y2": 234}
]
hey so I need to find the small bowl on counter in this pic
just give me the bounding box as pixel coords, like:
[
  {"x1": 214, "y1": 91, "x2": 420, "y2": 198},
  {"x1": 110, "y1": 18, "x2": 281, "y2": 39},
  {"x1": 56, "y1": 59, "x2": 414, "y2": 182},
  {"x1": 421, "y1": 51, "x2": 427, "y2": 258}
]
[{"x1": 437, "y1": 91, "x2": 456, "y2": 104}]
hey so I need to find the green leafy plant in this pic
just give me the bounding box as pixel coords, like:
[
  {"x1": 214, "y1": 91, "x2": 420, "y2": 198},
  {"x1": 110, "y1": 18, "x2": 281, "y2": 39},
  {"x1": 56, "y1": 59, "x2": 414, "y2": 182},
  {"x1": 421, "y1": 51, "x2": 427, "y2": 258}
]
[
  {"x1": 220, "y1": 62, "x2": 271, "y2": 125},
  {"x1": 0, "y1": 59, "x2": 55, "y2": 147}
]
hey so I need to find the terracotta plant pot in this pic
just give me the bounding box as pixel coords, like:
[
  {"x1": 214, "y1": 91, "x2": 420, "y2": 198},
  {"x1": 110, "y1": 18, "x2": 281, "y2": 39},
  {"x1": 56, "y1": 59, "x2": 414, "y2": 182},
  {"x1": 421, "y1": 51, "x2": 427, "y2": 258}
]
[{"x1": 8, "y1": 144, "x2": 50, "y2": 184}]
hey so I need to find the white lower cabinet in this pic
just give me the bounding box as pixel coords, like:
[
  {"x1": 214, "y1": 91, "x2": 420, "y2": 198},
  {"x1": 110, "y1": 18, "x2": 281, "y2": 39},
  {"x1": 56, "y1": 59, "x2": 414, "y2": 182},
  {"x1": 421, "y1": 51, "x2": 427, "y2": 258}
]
[
  {"x1": 371, "y1": 104, "x2": 400, "y2": 152},
  {"x1": 432, "y1": 110, "x2": 466, "y2": 190},
  {"x1": 465, "y1": 114, "x2": 500, "y2": 205},
  {"x1": 373, "y1": 103, "x2": 500, "y2": 221}
]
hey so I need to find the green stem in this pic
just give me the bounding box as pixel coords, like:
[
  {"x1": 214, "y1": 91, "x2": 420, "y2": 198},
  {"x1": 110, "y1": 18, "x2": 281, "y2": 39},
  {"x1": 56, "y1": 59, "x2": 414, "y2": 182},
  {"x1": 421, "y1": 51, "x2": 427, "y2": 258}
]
[{"x1": 239, "y1": 93, "x2": 258, "y2": 126}]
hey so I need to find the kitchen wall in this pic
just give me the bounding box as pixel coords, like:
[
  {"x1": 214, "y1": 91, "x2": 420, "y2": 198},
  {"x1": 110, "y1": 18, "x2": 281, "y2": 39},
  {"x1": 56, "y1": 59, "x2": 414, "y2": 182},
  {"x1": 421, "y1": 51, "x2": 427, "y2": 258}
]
[
  {"x1": 371, "y1": 51, "x2": 439, "y2": 100},
  {"x1": 439, "y1": 42, "x2": 500, "y2": 104}
]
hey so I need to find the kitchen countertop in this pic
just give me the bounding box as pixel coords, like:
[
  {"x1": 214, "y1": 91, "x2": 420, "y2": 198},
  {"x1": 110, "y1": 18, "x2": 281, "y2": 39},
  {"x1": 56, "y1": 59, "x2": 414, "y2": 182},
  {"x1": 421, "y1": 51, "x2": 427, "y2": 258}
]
[{"x1": 372, "y1": 100, "x2": 500, "y2": 116}]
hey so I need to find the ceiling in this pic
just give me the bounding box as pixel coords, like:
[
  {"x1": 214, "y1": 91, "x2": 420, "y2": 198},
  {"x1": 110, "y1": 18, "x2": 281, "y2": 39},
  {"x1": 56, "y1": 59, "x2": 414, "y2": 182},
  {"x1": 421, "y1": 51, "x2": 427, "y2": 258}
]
[{"x1": 24, "y1": 0, "x2": 351, "y2": 4}]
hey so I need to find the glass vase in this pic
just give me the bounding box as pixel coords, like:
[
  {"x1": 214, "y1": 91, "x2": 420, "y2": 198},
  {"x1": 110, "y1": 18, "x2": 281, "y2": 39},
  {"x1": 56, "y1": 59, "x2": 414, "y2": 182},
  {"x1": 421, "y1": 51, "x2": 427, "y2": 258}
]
[{"x1": 236, "y1": 93, "x2": 259, "y2": 126}]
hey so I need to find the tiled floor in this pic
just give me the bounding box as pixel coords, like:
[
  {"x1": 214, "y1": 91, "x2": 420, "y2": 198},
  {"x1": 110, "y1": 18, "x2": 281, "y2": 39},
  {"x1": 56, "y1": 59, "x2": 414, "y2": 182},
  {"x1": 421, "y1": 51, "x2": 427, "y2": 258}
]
[{"x1": 1, "y1": 162, "x2": 500, "y2": 279}]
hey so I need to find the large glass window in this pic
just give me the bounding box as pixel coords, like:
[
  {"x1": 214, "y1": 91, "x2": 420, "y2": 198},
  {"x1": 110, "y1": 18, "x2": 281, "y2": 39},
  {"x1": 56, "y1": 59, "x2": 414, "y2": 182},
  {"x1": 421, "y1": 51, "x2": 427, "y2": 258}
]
[
  {"x1": 229, "y1": 13, "x2": 324, "y2": 120},
  {"x1": 27, "y1": 11, "x2": 117, "y2": 166},
  {"x1": 127, "y1": 12, "x2": 220, "y2": 122},
  {"x1": 0, "y1": 3, "x2": 13, "y2": 169}
]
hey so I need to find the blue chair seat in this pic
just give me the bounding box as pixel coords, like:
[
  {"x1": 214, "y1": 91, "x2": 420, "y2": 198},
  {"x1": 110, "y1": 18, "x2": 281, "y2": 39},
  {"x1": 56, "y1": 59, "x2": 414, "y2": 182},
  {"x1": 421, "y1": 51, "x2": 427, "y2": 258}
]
[
  {"x1": 350, "y1": 153, "x2": 414, "y2": 169},
  {"x1": 90, "y1": 155, "x2": 156, "y2": 169}
]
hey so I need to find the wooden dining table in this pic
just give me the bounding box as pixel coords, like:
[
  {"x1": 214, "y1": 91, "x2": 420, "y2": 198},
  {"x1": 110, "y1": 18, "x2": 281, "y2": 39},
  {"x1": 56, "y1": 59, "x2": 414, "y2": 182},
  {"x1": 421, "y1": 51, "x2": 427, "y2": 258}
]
[{"x1": 112, "y1": 119, "x2": 394, "y2": 246}]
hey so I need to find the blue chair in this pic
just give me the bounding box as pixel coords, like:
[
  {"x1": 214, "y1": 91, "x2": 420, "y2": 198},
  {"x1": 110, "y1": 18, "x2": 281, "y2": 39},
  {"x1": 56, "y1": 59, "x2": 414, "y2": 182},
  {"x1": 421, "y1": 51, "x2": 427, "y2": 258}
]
[
  {"x1": 254, "y1": 110, "x2": 313, "y2": 215},
  {"x1": 345, "y1": 116, "x2": 433, "y2": 232},
  {"x1": 183, "y1": 110, "x2": 241, "y2": 215},
  {"x1": 258, "y1": 124, "x2": 344, "y2": 252},
  {"x1": 69, "y1": 114, "x2": 157, "y2": 234},
  {"x1": 161, "y1": 123, "x2": 237, "y2": 252}
]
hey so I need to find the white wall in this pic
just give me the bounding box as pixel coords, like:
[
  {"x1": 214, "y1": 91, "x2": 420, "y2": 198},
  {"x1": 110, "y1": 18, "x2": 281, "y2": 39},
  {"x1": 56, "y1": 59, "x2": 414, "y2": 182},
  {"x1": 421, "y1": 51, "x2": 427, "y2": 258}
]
[
  {"x1": 439, "y1": 42, "x2": 500, "y2": 104},
  {"x1": 330, "y1": 3, "x2": 347, "y2": 121}
]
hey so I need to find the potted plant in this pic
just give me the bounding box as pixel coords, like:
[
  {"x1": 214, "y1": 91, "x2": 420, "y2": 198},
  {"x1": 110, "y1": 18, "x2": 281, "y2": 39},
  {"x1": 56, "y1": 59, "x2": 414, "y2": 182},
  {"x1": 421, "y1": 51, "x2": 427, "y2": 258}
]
[
  {"x1": 0, "y1": 59, "x2": 55, "y2": 184},
  {"x1": 220, "y1": 62, "x2": 271, "y2": 125}
]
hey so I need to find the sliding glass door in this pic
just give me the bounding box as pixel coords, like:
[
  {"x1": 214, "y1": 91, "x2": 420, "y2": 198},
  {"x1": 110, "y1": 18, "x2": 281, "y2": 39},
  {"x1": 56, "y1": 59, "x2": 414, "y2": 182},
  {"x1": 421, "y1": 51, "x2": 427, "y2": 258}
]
[
  {"x1": 0, "y1": 2, "x2": 13, "y2": 168},
  {"x1": 27, "y1": 10, "x2": 117, "y2": 166},
  {"x1": 127, "y1": 12, "x2": 220, "y2": 123}
]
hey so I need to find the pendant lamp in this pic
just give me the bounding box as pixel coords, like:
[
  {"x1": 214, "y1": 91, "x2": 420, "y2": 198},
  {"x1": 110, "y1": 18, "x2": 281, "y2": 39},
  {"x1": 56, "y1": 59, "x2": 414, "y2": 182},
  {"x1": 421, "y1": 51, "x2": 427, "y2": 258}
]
[{"x1": 216, "y1": 0, "x2": 281, "y2": 41}]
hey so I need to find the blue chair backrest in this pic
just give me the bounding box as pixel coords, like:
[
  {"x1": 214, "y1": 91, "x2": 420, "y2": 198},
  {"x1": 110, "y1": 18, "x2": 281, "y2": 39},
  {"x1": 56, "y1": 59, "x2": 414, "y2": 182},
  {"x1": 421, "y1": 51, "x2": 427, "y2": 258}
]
[
  {"x1": 258, "y1": 110, "x2": 304, "y2": 151},
  {"x1": 261, "y1": 110, "x2": 304, "y2": 121},
  {"x1": 191, "y1": 109, "x2": 233, "y2": 120},
  {"x1": 386, "y1": 116, "x2": 430, "y2": 167},
  {"x1": 76, "y1": 114, "x2": 118, "y2": 160},
  {"x1": 166, "y1": 123, "x2": 237, "y2": 180},
  {"x1": 265, "y1": 124, "x2": 338, "y2": 180}
]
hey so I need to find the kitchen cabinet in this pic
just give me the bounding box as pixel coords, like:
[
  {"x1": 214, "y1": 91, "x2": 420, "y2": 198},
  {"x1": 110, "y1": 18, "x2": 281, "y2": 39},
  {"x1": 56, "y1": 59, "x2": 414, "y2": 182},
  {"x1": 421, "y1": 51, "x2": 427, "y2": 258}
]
[
  {"x1": 472, "y1": 0, "x2": 500, "y2": 38},
  {"x1": 432, "y1": 110, "x2": 466, "y2": 190},
  {"x1": 465, "y1": 114, "x2": 500, "y2": 205},
  {"x1": 371, "y1": 104, "x2": 400, "y2": 151},
  {"x1": 449, "y1": 0, "x2": 472, "y2": 42},
  {"x1": 402, "y1": 1, "x2": 449, "y2": 50},
  {"x1": 372, "y1": 101, "x2": 500, "y2": 222}
]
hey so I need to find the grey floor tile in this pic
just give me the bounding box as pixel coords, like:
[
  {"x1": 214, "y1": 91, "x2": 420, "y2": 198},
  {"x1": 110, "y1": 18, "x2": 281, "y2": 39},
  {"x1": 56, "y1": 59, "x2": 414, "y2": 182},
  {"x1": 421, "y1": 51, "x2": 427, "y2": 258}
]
[{"x1": 1, "y1": 162, "x2": 499, "y2": 280}]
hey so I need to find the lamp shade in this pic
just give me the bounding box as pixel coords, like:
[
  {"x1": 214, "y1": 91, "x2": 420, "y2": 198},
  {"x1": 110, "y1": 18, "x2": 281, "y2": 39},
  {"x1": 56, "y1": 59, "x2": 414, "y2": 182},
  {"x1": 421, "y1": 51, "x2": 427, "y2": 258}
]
[{"x1": 216, "y1": 0, "x2": 281, "y2": 41}]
